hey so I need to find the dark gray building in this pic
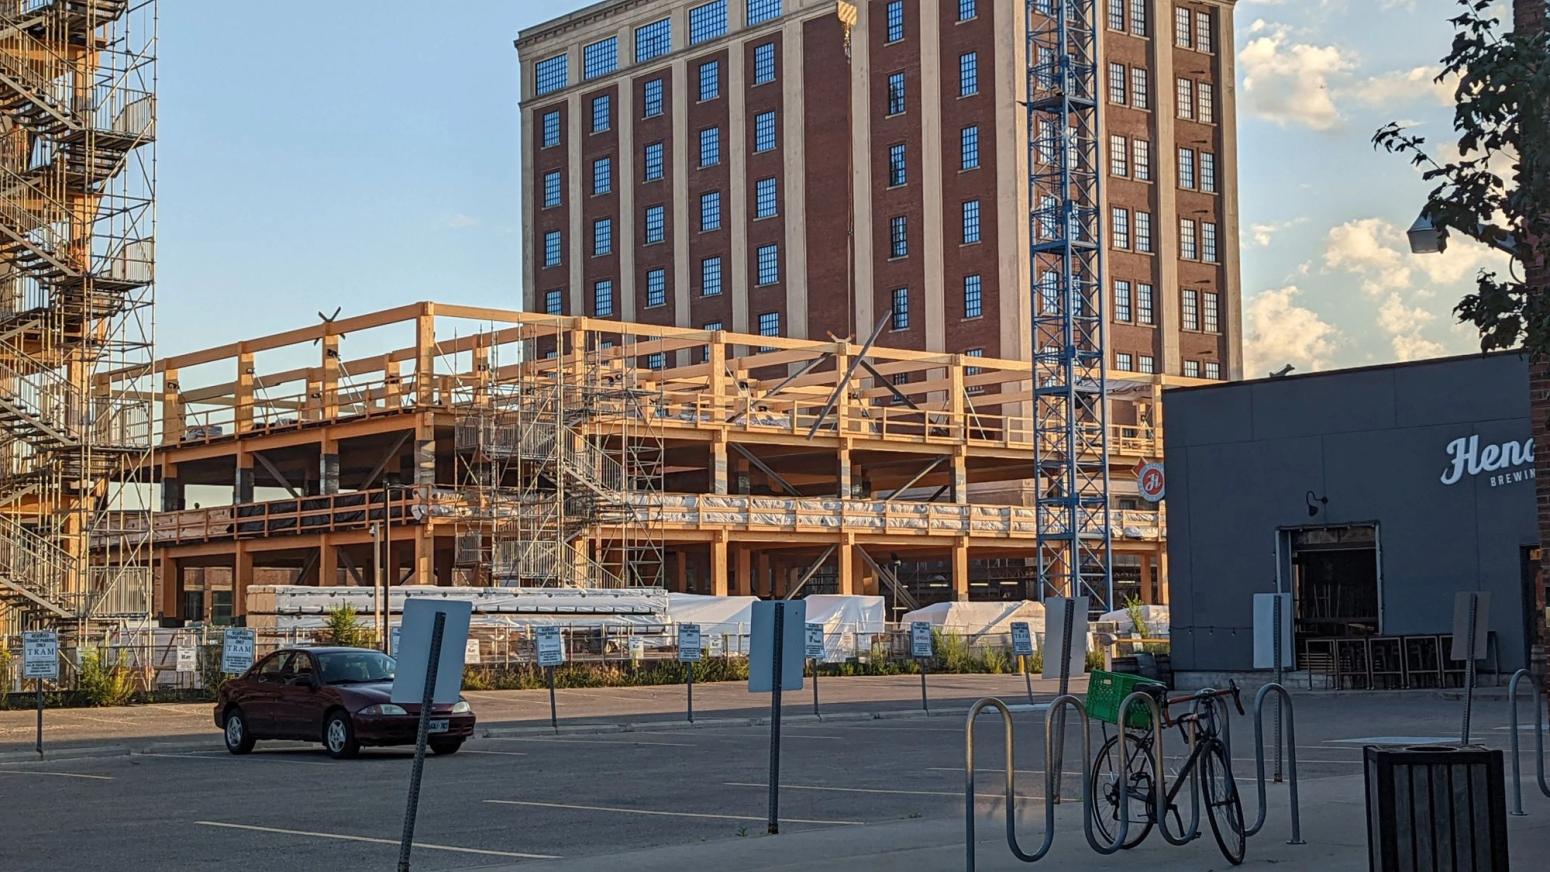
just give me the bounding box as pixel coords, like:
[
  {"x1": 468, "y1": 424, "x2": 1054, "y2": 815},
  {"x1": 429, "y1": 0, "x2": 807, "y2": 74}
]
[{"x1": 1165, "y1": 352, "x2": 1538, "y2": 675}]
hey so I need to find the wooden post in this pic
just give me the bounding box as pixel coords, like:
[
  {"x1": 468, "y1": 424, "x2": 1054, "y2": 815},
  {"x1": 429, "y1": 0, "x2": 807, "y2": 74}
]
[
  {"x1": 414, "y1": 306, "x2": 436, "y2": 406},
  {"x1": 161, "y1": 367, "x2": 184, "y2": 445},
  {"x1": 757, "y1": 551, "x2": 772, "y2": 598},
  {"x1": 383, "y1": 355, "x2": 402, "y2": 410},
  {"x1": 234, "y1": 545, "x2": 253, "y2": 618},
  {"x1": 952, "y1": 537, "x2": 970, "y2": 602},
  {"x1": 159, "y1": 553, "x2": 179, "y2": 619},
  {"x1": 710, "y1": 535, "x2": 729, "y2": 596},
  {"x1": 711, "y1": 436, "x2": 729, "y2": 495},
  {"x1": 413, "y1": 529, "x2": 433, "y2": 586},
  {"x1": 319, "y1": 539, "x2": 338, "y2": 587},
  {"x1": 235, "y1": 348, "x2": 255, "y2": 433},
  {"x1": 837, "y1": 534, "x2": 856, "y2": 595},
  {"x1": 735, "y1": 546, "x2": 753, "y2": 597},
  {"x1": 321, "y1": 332, "x2": 340, "y2": 419}
]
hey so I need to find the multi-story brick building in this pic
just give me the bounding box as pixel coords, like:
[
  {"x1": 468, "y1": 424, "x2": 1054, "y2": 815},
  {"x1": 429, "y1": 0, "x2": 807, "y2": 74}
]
[{"x1": 515, "y1": 0, "x2": 1243, "y2": 380}]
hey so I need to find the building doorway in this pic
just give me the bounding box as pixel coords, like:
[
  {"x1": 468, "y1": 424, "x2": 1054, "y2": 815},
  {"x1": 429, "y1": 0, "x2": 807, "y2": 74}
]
[{"x1": 1281, "y1": 524, "x2": 1380, "y2": 645}]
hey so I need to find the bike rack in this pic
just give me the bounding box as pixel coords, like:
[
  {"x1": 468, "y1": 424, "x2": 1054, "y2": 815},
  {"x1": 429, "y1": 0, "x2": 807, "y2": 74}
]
[
  {"x1": 1506, "y1": 669, "x2": 1550, "y2": 817},
  {"x1": 1248, "y1": 683, "x2": 1304, "y2": 844},
  {"x1": 1116, "y1": 689, "x2": 1204, "y2": 846}
]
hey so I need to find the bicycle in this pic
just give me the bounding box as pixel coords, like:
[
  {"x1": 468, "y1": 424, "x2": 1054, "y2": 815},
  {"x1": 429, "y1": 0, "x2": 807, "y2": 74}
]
[{"x1": 1087, "y1": 679, "x2": 1248, "y2": 864}]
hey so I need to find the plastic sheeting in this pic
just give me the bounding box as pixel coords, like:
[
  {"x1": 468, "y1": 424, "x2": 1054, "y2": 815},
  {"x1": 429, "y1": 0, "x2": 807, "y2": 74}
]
[
  {"x1": 1098, "y1": 604, "x2": 1170, "y2": 637},
  {"x1": 899, "y1": 600, "x2": 1048, "y2": 641},
  {"x1": 802, "y1": 594, "x2": 886, "y2": 662}
]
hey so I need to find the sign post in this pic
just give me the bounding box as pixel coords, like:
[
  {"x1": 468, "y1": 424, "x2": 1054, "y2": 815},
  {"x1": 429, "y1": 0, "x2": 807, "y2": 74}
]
[
  {"x1": 750, "y1": 600, "x2": 805, "y2": 835},
  {"x1": 390, "y1": 599, "x2": 471, "y2": 872},
  {"x1": 910, "y1": 621, "x2": 933, "y2": 713},
  {"x1": 1253, "y1": 592, "x2": 1294, "y2": 781},
  {"x1": 536, "y1": 626, "x2": 565, "y2": 734},
  {"x1": 220, "y1": 627, "x2": 256, "y2": 675},
  {"x1": 1041, "y1": 596, "x2": 1089, "y2": 803},
  {"x1": 22, "y1": 630, "x2": 58, "y2": 755},
  {"x1": 804, "y1": 623, "x2": 824, "y2": 718},
  {"x1": 1451, "y1": 591, "x2": 1490, "y2": 744},
  {"x1": 678, "y1": 623, "x2": 701, "y2": 723},
  {"x1": 1010, "y1": 621, "x2": 1035, "y2": 705}
]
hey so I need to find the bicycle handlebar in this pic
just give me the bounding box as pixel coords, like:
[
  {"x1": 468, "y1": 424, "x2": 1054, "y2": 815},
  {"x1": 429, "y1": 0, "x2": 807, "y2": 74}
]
[{"x1": 1161, "y1": 682, "x2": 1245, "y2": 719}]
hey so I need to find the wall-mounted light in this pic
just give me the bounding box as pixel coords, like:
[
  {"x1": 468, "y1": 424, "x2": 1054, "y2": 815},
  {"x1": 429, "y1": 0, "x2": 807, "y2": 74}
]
[{"x1": 1305, "y1": 490, "x2": 1328, "y2": 518}]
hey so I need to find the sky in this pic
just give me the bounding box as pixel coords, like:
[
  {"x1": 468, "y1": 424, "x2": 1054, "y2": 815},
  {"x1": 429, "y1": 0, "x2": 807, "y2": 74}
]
[{"x1": 157, "y1": 0, "x2": 1512, "y2": 374}]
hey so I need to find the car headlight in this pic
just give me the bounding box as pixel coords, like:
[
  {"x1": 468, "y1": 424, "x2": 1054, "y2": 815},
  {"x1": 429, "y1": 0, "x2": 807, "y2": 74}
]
[
  {"x1": 452, "y1": 700, "x2": 472, "y2": 714},
  {"x1": 359, "y1": 703, "x2": 408, "y2": 716}
]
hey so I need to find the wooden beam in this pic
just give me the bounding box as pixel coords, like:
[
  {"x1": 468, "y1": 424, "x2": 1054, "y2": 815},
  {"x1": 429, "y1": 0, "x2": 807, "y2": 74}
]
[{"x1": 783, "y1": 545, "x2": 836, "y2": 600}]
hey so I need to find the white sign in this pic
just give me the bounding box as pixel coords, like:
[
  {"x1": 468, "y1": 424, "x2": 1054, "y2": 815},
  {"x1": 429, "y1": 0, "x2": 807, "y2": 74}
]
[
  {"x1": 1137, "y1": 462, "x2": 1166, "y2": 503},
  {"x1": 1440, "y1": 434, "x2": 1535, "y2": 488},
  {"x1": 22, "y1": 631, "x2": 58, "y2": 680},
  {"x1": 749, "y1": 600, "x2": 806, "y2": 693},
  {"x1": 707, "y1": 632, "x2": 726, "y2": 657},
  {"x1": 175, "y1": 645, "x2": 197, "y2": 674},
  {"x1": 910, "y1": 622, "x2": 934, "y2": 658},
  {"x1": 389, "y1": 625, "x2": 401, "y2": 657},
  {"x1": 1450, "y1": 591, "x2": 1491, "y2": 661},
  {"x1": 804, "y1": 623, "x2": 825, "y2": 659},
  {"x1": 678, "y1": 624, "x2": 702, "y2": 663},
  {"x1": 390, "y1": 599, "x2": 472, "y2": 706},
  {"x1": 1040, "y1": 596, "x2": 1090, "y2": 679},
  {"x1": 1010, "y1": 622, "x2": 1034, "y2": 656},
  {"x1": 464, "y1": 638, "x2": 482, "y2": 665},
  {"x1": 1252, "y1": 593, "x2": 1295, "y2": 670},
  {"x1": 536, "y1": 626, "x2": 565, "y2": 667},
  {"x1": 221, "y1": 628, "x2": 256, "y2": 674}
]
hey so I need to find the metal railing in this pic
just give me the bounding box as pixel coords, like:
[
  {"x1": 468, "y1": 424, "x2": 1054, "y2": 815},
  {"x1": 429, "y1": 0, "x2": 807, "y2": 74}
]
[
  {"x1": 1506, "y1": 669, "x2": 1550, "y2": 817},
  {"x1": 1248, "y1": 683, "x2": 1304, "y2": 843}
]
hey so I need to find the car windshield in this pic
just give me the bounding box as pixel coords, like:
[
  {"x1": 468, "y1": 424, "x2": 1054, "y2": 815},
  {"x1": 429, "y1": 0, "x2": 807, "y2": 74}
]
[{"x1": 316, "y1": 651, "x2": 396, "y2": 685}]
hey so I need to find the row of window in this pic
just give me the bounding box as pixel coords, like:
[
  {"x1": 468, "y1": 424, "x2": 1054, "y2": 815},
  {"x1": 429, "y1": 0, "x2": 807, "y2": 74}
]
[
  {"x1": 1113, "y1": 353, "x2": 1220, "y2": 379},
  {"x1": 1180, "y1": 288, "x2": 1220, "y2": 332},
  {"x1": 1178, "y1": 148, "x2": 1217, "y2": 193},
  {"x1": 883, "y1": 52, "x2": 978, "y2": 117},
  {"x1": 1108, "y1": 134, "x2": 1152, "y2": 181},
  {"x1": 1176, "y1": 77, "x2": 1215, "y2": 123},
  {"x1": 1108, "y1": 63, "x2": 1150, "y2": 110},
  {"x1": 888, "y1": 201, "x2": 983, "y2": 250},
  {"x1": 1107, "y1": 0, "x2": 1148, "y2": 36},
  {"x1": 544, "y1": 177, "x2": 780, "y2": 263},
  {"x1": 1182, "y1": 359, "x2": 1221, "y2": 379},
  {"x1": 1175, "y1": 7, "x2": 1214, "y2": 54},
  {"x1": 1108, "y1": 207, "x2": 1154, "y2": 253}
]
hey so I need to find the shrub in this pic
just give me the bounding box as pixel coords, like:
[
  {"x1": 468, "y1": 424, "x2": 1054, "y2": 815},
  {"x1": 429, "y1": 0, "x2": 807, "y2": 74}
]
[
  {"x1": 1124, "y1": 595, "x2": 1151, "y2": 639},
  {"x1": 322, "y1": 605, "x2": 376, "y2": 648},
  {"x1": 77, "y1": 647, "x2": 136, "y2": 707}
]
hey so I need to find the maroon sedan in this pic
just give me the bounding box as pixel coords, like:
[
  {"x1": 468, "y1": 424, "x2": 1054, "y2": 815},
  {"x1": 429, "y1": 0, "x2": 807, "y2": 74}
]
[{"x1": 214, "y1": 646, "x2": 476, "y2": 759}]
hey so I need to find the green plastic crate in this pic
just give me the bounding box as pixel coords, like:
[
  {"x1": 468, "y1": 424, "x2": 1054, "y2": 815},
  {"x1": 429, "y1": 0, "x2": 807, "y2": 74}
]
[{"x1": 1086, "y1": 669, "x2": 1166, "y2": 728}]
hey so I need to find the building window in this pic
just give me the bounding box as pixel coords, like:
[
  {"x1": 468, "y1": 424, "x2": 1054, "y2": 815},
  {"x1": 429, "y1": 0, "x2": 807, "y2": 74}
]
[
  {"x1": 890, "y1": 372, "x2": 911, "y2": 404},
  {"x1": 758, "y1": 310, "x2": 780, "y2": 340},
  {"x1": 543, "y1": 230, "x2": 562, "y2": 267},
  {"x1": 753, "y1": 42, "x2": 777, "y2": 84},
  {"x1": 755, "y1": 176, "x2": 778, "y2": 218},
  {"x1": 1196, "y1": 10, "x2": 1213, "y2": 53},
  {"x1": 757, "y1": 243, "x2": 780, "y2": 285},
  {"x1": 699, "y1": 127, "x2": 721, "y2": 167},
  {"x1": 1130, "y1": 0, "x2": 1147, "y2": 35},
  {"x1": 887, "y1": 71, "x2": 906, "y2": 115},
  {"x1": 1178, "y1": 148, "x2": 1195, "y2": 189},
  {"x1": 959, "y1": 0, "x2": 977, "y2": 21},
  {"x1": 592, "y1": 157, "x2": 612, "y2": 195},
  {"x1": 699, "y1": 191, "x2": 722, "y2": 231},
  {"x1": 643, "y1": 78, "x2": 664, "y2": 117},
  {"x1": 542, "y1": 171, "x2": 561, "y2": 208},
  {"x1": 1184, "y1": 360, "x2": 1200, "y2": 378},
  {"x1": 1111, "y1": 207, "x2": 1130, "y2": 249},
  {"x1": 1175, "y1": 7, "x2": 1191, "y2": 47},
  {"x1": 591, "y1": 94, "x2": 611, "y2": 133},
  {"x1": 1138, "y1": 354, "x2": 1155, "y2": 374},
  {"x1": 1132, "y1": 138, "x2": 1151, "y2": 181},
  {"x1": 891, "y1": 287, "x2": 909, "y2": 330},
  {"x1": 534, "y1": 54, "x2": 567, "y2": 96},
  {"x1": 583, "y1": 37, "x2": 617, "y2": 80},
  {"x1": 1180, "y1": 219, "x2": 1197, "y2": 260},
  {"x1": 959, "y1": 51, "x2": 978, "y2": 96},
  {"x1": 689, "y1": 0, "x2": 728, "y2": 44},
  {"x1": 964, "y1": 274, "x2": 982, "y2": 318},
  {"x1": 1200, "y1": 152, "x2": 1216, "y2": 192},
  {"x1": 1203, "y1": 291, "x2": 1220, "y2": 333},
  {"x1": 962, "y1": 199, "x2": 982, "y2": 244},
  {"x1": 644, "y1": 204, "x2": 665, "y2": 244},
  {"x1": 644, "y1": 141, "x2": 664, "y2": 181},
  {"x1": 647, "y1": 351, "x2": 666, "y2": 370},
  {"x1": 1037, "y1": 194, "x2": 1057, "y2": 239},
  {"x1": 1202, "y1": 221, "x2": 1218, "y2": 263},
  {"x1": 1177, "y1": 78, "x2": 1193, "y2": 120},
  {"x1": 885, "y1": 0, "x2": 905, "y2": 42},
  {"x1": 960, "y1": 125, "x2": 980, "y2": 170},
  {"x1": 1108, "y1": 62, "x2": 1126, "y2": 104},
  {"x1": 1137, "y1": 282, "x2": 1154, "y2": 325},
  {"x1": 1135, "y1": 211, "x2": 1152, "y2": 253},
  {"x1": 754, "y1": 110, "x2": 777, "y2": 152},
  {"x1": 1109, "y1": 134, "x2": 1128, "y2": 176},
  {"x1": 1114, "y1": 279, "x2": 1132, "y2": 322},
  {"x1": 592, "y1": 218, "x2": 613, "y2": 255},
  {"x1": 702, "y1": 322, "x2": 723, "y2": 364},
  {"x1": 698, "y1": 60, "x2": 720, "y2": 101},
  {"x1": 1116, "y1": 352, "x2": 1133, "y2": 371},
  {"x1": 965, "y1": 347, "x2": 984, "y2": 394},
  {"x1": 889, "y1": 215, "x2": 908, "y2": 258},
  {"x1": 1035, "y1": 120, "x2": 1056, "y2": 165},
  {"x1": 747, "y1": 0, "x2": 782, "y2": 26},
  {"x1": 1107, "y1": 0, "x2": 1124, "y2": 30},
  {"x1": 544, "y1": 289, "x2": 563, "y2": 314},
  {"x1": 701, "y1": 256, "x2": 723, "y2": 296},
  {"x1": 1182, "y1": 289, "x2": 1199, "y2": 330},
  {"x1": 1204, "y1": 361, "x2": 1221, "y2": 380},
  {"x1": 594, "y1": 280, "x2": 615, "y2": 317},
  {"x1": 887, "y1": 142, "x2": 907, "y2": 186},
  {"x1": 541, "y1": 110, "x2": 561, "y2": 148},
  {"x1": 643, "y1": 268, "x2": 666, "y2": 308},
  {"x1": 636, "y1": 18, "x2": 672, "y2": 63},
  {"x1": 1199, "y1": 82, "x2": 1214, "y2": 123},
  {"x1": 1131, "y1": 67, "x2": 1149, "y2": 110}
]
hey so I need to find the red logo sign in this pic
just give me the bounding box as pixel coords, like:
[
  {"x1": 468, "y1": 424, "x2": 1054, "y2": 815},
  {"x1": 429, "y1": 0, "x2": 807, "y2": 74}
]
[{"x1": 1138, "y1": 462, "x2": 1165, "y2": 503}]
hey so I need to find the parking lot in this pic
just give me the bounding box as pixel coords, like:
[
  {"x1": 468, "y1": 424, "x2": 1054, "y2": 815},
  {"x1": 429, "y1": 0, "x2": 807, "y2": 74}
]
[{"x1": 3, "y1": 679, "x2": 1550, "y2": 870}]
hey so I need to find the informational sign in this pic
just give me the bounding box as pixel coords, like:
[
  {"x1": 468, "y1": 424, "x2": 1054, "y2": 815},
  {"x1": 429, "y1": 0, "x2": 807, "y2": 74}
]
[
  {"x1": 536, "y1": 626, "x2": 565, "y2": 667},
  {"x1": 1451, "y1": 591, "x2": 1491, "y2": 661},
  {"x1": 220, "y1": 628, "x2": 256, "y2": 675},
  {"x1": 749, "y1": 600, "x2": 806, "y2": 693},
  {"x1": 1040, "y1": 596, "x2": 1090, "y2": 680},
  {"x1": 1137, "y1": 462, "x2": 1166, "y2": 503},
  {"x1": 22, "y1": 631, "x2": 58, "y2": 680},
  {"x1": 389, "y1": 625, "x2": 401, "y2": 657},
  {"x1": 175, "y1": 645, "x2": 197, "y2": 674},
  {"x1": 627, "y1": 637, "x2": 646, "y2": 661},
  {"x1": 1252, "y1": 593, "x2": 1295, "y2": 670},
  {"x1": 910, "y1": 621, "x2": 934, "y2": 658},
  {"x1": 464, "y1": 638, "x2": 482, "y2": 665},
  {"x1": 1010, "y1": 622, "x2": 1034, "y2": 656},
  {"x1": 678, "y1": 624, "x2": 702, "y2": 663},
  {"x1": 707, "y1": 633, "x2": 726, "y2": 657},
  {"x1": 804, "y1": 623, "x2": 825, "y2": 659},
  {"x1": 390, "y1": 599, "x2": 472, "y2": 706}
]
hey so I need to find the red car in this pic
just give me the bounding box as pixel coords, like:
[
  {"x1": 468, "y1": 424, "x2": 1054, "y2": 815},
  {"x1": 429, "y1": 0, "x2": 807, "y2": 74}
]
[{"x1": 214, "y1": 646, "x2": 476, "y2": 759}]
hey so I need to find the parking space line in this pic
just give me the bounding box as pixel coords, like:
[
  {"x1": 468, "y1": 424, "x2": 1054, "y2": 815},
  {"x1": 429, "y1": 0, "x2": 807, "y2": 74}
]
[
  {"x1": 484, "y1": 799, "x2": 863, "y2": 826},
  {"x1": 136, "y1": 752, "x2": 333, "y2": 767},
  {"x1": 193, "y1": 821, "x2": 559, "y2": 859},
  {"x1": 461, "y1": 749, "x2": 529, "y2": 757},
  {"x1": 723, "y1": 781, "x2": 1033, "y2": 801},
  {"x1": 0, "y1": 769, "x2": 114, "y2": 780},
  {"x1": 487, "y1": 736, "x2": 696, "y2": 748}
]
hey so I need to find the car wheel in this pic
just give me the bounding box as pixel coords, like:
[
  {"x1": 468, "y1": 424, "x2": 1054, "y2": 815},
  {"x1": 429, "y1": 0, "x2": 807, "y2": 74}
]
[
  {"x1": 429, "y1": 739, "x2": 463, "y2": 756},
  {"x1": 323, "y1": 711, "x2": 360, "y2": 759},
  {"x1": 223, "y1": 706, "x2": 256, "y2": 755}
]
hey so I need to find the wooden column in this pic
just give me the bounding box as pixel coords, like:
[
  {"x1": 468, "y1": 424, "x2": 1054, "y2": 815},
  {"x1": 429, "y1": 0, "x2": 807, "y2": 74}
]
[
  {"x1": 321, "y1": 332, "x2": 340, "y2": 419},
  {"x1": 952, "y1": 537, "x2": 970, "y2": 602},
  {"x1": 711, "y1": 435, "x2": 729, "y2": 495},
  {"x1": 951, "y1": 447, "x2": 967, "y2": 503},
  {"x1": 675, "y1": 550, "x2": 688, "y2": 592},
  {"x1": 735, "y1": 545, "x2": 753, "y2": 597},
  {"x1": 235, "y1": 448, "x2": 254, "y2": 504},
  {"x1": 235, "y1": 348, "x2": 255, "y2": 433},
  {"x1": 837, "y1": 535, "x2": 856, "y2": 595},
  {"x1": 710, "y1": 534, "x2": 729, "y2": 596},
  {"x1": 837, "y1": 447, "x2": 851, "y2": 497},
  {"x1": 757, "y1": 551, "x2": 772, "y2": 598},
  {"x1": 158, "y1": 553, "x2": 179, "y2": 619},
  {"x1": 383, "y1": 355, "x2": 402, "y2": 410},
  {"x1": 161, "y1": 367, "x2": 184, "y2": 445},
  {"x1": 319, "y1": 539, "x2": 338, "y2": 587},
  {"x1": 234, "y1": 545, "x2": 253, "y2": 618},
  {"x1": 414, "y1": 306, "x2": 436, "y2": 406},
  {"x1": 413, "y1": 529, "x2": 434, "y2": 586},
  {"x1": 321, "y1": 436, "x2": 340, "y2": 495}
]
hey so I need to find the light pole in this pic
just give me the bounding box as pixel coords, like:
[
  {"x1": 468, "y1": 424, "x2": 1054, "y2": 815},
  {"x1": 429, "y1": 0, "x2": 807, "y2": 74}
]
[{"x1": 369, "y1": 521, "x2": 383, "y2": 651}]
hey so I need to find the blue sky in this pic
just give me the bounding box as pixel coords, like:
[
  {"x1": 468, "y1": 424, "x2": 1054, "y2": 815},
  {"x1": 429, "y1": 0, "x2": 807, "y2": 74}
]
[{"x1": 158, "y1": 0, "x2": 1506, "y2": 373}]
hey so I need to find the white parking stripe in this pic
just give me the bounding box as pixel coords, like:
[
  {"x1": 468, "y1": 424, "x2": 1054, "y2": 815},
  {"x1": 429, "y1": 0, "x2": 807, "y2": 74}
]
[
  {"x1": 461, "y1": 749, "x2": 529, "y2": 757},
  {"x1": 136, "y1": 752, "x2": 333, "y2": 767},
  {"x1": 193, "y1": 821, "x2": 558, "y2": 859},
  {"x1": 723, "y1": 781, "x2": 1034, "y2": 801},
  {"x1": 484, "y1": 799, "x2": 862, "y2": 826},
  {"x1": 487, "y1": 736, "x2": 695, "y2": 748},
  {"x1": 0, "y1": 769, "x2": 113, "y2": 780}
]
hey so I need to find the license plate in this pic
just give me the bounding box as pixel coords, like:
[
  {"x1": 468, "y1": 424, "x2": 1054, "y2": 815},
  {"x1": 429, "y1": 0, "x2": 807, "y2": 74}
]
[{"x1": 428, "y1": 719, "x2": 449, "y2": 734}]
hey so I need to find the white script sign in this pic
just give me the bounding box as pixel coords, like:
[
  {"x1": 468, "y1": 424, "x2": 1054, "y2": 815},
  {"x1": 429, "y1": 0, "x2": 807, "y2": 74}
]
[{"x1": 1440, "y1": 434, "x2": 1535, "y2": 488}]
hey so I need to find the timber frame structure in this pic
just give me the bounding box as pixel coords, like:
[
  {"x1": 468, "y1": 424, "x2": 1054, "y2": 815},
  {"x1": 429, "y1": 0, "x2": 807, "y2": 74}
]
[{"x1": 96, "y1": 303, "x2": 1187, "y2": 623}]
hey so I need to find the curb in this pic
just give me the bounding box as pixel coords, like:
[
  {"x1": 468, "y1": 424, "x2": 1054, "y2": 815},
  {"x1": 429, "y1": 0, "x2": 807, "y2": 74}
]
[{"x1": 479, "y1": 701, "x2": 1048, "y2": 739}]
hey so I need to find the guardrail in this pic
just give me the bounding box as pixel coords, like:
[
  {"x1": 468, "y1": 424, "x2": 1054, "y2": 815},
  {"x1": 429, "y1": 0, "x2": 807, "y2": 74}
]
[{"x1": 1506, "y1": 669, "x2": 1550, "y2": 817}]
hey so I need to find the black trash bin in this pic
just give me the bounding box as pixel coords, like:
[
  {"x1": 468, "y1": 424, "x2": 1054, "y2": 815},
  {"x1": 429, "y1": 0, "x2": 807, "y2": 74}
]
[{"x1": 1364, "y1": 744, "x2": 1509, "y2": 871}]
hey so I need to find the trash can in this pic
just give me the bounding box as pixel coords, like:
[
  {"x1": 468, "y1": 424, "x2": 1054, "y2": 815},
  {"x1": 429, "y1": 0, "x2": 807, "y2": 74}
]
[{"x1": 1364, "y1": 744, "x2": 1509, "y2": 871}]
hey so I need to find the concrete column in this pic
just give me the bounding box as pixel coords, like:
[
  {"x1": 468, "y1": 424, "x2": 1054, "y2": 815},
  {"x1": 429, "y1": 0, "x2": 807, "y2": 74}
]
[
  {"x1": 952, "y1": 537, "x2": 970, "y2": 602},
  {"x1": 710, "y1": 535, "x2": 729, "y2": 596}
]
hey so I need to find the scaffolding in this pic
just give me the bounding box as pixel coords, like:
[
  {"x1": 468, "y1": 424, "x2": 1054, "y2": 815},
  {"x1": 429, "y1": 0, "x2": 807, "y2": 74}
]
[
  {"x1": 0, "y1": 0, "x2": 156, "y2": 634},
  {"x1": 1027, "y1": 0, "x2": 1112, "y2": 609}
]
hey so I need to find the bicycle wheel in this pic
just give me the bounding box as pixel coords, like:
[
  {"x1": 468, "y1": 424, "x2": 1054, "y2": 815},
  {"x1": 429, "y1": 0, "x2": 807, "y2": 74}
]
[
  {"x1": 1201, "y1": 739, "x2": 1247, "y2": 865},
  {"x1": 1088, "y1": 732, "x2": 1156, "y2": 849}
]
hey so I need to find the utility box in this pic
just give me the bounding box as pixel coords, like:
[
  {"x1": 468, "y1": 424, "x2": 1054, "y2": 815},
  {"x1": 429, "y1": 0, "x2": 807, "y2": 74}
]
[{"x1": 1364, "y1": 745, "x2": 1508, "y2": 871}]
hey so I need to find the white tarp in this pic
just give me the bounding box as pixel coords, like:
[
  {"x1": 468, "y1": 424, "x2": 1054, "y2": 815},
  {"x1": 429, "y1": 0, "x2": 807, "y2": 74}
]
[
  {"x1": 1098, "y1": 604, "x2": 1170, "y2": 637},
  {"x1": 900, "y1": 600, "x2": 1048, "y2": 642},
  {"x1": 802, "y1": 594, "x2": 886, "y2": 662}
]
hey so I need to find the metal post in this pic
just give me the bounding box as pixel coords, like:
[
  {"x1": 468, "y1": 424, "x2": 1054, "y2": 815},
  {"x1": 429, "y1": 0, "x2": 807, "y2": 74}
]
[
  {"x1": 371, "y1": 522, "x2": 383, "y2": 651},
  {"x1": 546, "y1": 665, "x2": 558, "y2": 734},
  {"x1": 396, "y1": 611, "x2": 444, "y2": 872},
  {"x1": 811, "y1": 658, "x2": 820, "y2": 719},
  {"x1": 35, "y1": 678, "x2": 43, "y2": 755},
  {"x1": 1051, "y1": 599, "x2": 1075, "y2": 804},
  {"x1": 767, "y1": 603, "x2": 785, "y2": 835},
  {"x1": 920, "y1": 658, "x2": 929, "y2": 713},
  {"x1": 1022, "y1": 654, "x2": 1034, "y2": 706},
  {"x1": 1273, "y1": 594, "x2": 1284, "y2": 783},
  {"x1": 1462, "y1": 593, "x2": 1478, "y2": 744},
  {"x1": 686, "y1": 662, "x2": 694, "y2": 724}
]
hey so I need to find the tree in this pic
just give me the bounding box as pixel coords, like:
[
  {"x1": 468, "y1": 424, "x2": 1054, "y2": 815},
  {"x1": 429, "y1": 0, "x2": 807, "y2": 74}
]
[
  {"x1": 1374, "y1": 0, "x2": 1550, "y2": 355},
  {"x1": 322, "y1": 605, "x2": 375, "y2": 648}
]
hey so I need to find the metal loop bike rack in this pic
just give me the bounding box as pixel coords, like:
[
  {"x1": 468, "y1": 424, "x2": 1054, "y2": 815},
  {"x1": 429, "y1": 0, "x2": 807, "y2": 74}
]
[
  {"x1": 1249, "y1": 682, "x2": 1304, "y2": 844},
  {"x1": 1117, "y1": 689, "x2": 1203, "y2": 846},
  {"x1": 1506, "y1": 669, "x2": 1550, "y2": 817}
]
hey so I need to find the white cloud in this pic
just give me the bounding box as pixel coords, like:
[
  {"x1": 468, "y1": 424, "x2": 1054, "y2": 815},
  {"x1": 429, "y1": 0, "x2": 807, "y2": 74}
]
[
  {"x1": 1243, "y1": 286, "x2": 1341, "y2": 375},
  {"x1": 1376, "y1": 293, "x2": 1446, "y2": 360},
  {"x1": 1323, "y1": 218, "x2": 1412, "y2": 294},
  {"x1": 1250, "y1": 217, "x2": 1307, "y2": 247},
  {"x1": 443, "y1": 213, "x2": 480, "y2": 229},
  {"x1": 1346, "y1": 65, "x2": 1453, "y2": 108},
  {"x1": 1239, "y1": 23, "x2": 1354, "y2": 130}
]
